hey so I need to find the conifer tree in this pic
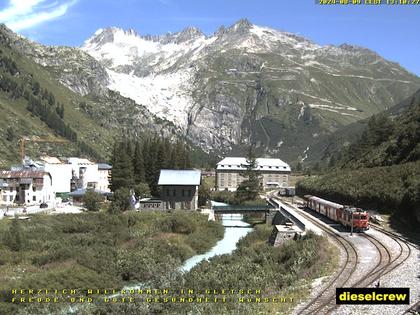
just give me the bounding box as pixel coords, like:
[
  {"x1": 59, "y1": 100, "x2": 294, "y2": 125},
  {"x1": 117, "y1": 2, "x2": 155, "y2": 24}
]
[
  {"x1": 110, "y1": 142, "x2": 135, "y2": 191},
  {"x1": 235, "y1": 147, "x2": 261, "y2": 203},
  {"x1": 133, "y1": 142, "x2": 145, "y2": 184}
]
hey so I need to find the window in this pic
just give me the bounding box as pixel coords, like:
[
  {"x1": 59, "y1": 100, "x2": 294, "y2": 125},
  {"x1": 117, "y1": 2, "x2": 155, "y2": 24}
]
[
  {"x1": 10, "y1": 187, "x2": 13, "y2": 192},
  {"x1": 10, "y1": 196, "x2": 13, "y2": 202},
  {"x1": 16, "y1": 187, "x2": 20, "y2": 192},
  {"x1": 182, "y1": 189, "x2": 185, "y2": 197},
  {"x1": 32, "y1": 186, "x2": 36, "y2": 192},
  {"x1": 33, "y1": 196, "x2": 36, "y2": 201},
  {"x1": 2, "y1": 196, "x2": 6, "y2": 201},
  {"x1": 188, "y1": 190, "x2": 192, "y2": 197},
  {"x1": 173, "y1": 189, "x2": 176, "y2": 197}
]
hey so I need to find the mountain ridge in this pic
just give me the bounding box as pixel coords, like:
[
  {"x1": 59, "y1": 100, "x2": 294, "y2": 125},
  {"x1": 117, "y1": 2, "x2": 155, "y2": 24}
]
[{"x1": 2, "y1": 20, "x2": 420, "y2": 163}]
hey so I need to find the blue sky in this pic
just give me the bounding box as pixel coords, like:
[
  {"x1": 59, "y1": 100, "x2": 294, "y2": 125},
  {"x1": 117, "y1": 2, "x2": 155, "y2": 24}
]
[{"x1": 1, "y1": 0, "x2": 419, "y2": 76}]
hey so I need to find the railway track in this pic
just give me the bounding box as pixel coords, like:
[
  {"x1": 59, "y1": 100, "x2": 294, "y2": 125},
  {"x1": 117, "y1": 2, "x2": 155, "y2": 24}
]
[
  {"x1": 272, "y1": 197, "x2": 416, "y2": 315},
  {"x1": 353, "y1": 233, "x2": 392, "y2": 287},
  {"x1": 270, "y1": 197, "x2": 359, "y2": 315}
]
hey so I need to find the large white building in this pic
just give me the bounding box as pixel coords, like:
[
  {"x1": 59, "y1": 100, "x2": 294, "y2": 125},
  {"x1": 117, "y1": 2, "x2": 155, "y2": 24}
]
[
  {"x1": 0, "y1": 170, "x2": 55, "y2": 206},
  {"x1": 40, "y1": 156, "x2": 73, "y2": 195},
  {"x1": 216, "y1": 157, "x2": 291, "y2": 191},
  {"x1": 4, "y1": 157, "x2": 112, "y2": 204},
  {"x1": 67, "y1": 158, "x2": 111, "y2": 192}
]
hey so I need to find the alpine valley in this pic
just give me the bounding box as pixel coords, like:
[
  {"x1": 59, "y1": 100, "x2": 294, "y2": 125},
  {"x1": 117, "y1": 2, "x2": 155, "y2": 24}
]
[{"x1": 1, "y1": 19, "x2": 419, "y2": 166}]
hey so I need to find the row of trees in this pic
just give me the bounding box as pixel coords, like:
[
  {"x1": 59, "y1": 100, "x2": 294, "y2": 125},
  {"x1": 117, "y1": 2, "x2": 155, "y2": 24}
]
[
  {"x1": 26, "y1": 94, "x2": 76, "y2": 142},
  {"x1": 111, "y1": 137, "x2": 193, "y2": 197}
]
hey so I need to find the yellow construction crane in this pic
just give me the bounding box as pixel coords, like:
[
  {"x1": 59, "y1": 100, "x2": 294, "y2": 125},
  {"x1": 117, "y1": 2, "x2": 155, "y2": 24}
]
[{"x1": 18, "y1": 136, "x2": 68, "y2": 162}]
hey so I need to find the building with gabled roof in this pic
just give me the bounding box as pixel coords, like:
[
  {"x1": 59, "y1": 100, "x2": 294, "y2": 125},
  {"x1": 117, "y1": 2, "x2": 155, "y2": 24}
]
[
  {"x1": 216, "y1": 157, "x2": 291, "y2": 191},
  {"x1": 0, "y1": 170, "x2": 54, "y2": 206},
  {"x1": 158, "y1": 169, "x2": 201, "y2": 210}
]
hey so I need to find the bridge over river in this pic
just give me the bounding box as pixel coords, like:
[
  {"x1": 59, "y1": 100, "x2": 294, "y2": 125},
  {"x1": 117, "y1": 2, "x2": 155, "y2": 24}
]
[{"x1": 212, "y1": 204, "x2": 277, "y2": 224}]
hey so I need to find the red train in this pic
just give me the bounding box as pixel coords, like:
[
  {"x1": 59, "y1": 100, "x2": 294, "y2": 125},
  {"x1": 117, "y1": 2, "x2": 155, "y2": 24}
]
[{"x1": 303, "y1": 195, "x2": 369, "y2": 232}]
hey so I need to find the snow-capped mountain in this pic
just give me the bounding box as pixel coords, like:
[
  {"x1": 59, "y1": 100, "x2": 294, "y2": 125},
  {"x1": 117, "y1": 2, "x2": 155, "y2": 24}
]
[
  {"x1": 4, "y1": 19, "x2": 420, "y2": 160},
  {"x1": 77, "y1": 19, "x2": 419, "y2": 158}
]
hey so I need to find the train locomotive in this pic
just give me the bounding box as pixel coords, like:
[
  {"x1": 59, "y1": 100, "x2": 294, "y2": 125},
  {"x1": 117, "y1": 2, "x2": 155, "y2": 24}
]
[{"x1": 303, "y1": 195, "x2": 369, "y2": 232}]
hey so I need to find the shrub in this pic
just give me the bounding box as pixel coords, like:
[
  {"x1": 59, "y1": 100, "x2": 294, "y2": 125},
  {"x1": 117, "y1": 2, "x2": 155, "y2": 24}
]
[
  {"x1": 83, "y1": 190, "x2": 102, "y2": 211},
  {"x1": 109, "y1": 188, "x2": 132, "y2": 212}
]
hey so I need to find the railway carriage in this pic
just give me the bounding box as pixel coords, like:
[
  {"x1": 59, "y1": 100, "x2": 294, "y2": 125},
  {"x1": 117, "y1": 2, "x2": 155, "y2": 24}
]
[{"x1": 304, "y1": 195, "x2": 369, "y2": 232}]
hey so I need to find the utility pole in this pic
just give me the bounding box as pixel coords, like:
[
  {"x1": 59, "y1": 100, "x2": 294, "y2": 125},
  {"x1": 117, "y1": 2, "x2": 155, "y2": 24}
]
[{"x1": 350, "y1": 211, "x2": 353, "y2": 236}]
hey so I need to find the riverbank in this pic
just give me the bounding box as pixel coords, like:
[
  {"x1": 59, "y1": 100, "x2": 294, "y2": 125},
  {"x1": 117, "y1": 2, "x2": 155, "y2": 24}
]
[
  {"x1": 0, "y1": 210, "x2": 224, "y2": 315},
  {"x1": 100, "y1": 224, "x2": 333, "y2": 315}
]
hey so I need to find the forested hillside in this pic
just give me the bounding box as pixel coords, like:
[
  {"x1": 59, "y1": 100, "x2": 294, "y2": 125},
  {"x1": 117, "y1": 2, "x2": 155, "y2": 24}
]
[
  {"x1": 297, "y1": 88, "x2": 420, "y2": 229},
  {"x1": 0, "y1": 30, "x2": 112, "y2": 166}
]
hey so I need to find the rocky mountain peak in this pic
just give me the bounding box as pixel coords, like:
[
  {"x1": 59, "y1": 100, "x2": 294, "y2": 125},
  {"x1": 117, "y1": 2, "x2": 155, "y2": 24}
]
[
  {"x1": 159, "y1": 26, "x2": 204, "y2": 44},
  {"x1": 228, "y1": 18, "x2": 253, "y2": 34},
  {"x1": 83, "y1": 26, "x2": 140, "y2": 47}
]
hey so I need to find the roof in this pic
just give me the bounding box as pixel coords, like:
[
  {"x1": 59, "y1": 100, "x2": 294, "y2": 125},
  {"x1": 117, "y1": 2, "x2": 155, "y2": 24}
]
[
  {"x1": 216, "y1": 157, "x2": 291, "y2": 172},
  {"x1": 40, "y1": 156, "x2": 63, "y2": 164},
  {"x1": 275, "y1": 224, "x2": 302, "y2": 233},
  {"x1": 306, "y1": 195, "x2": 344, "y2": 209},
  {"x1": 69, "y1": 188, "x2": 111, "y2": 197},
  {"x1": 158, "y1": 169, "x2": 201, "y2": 186},
  {"x1": 67, "y1": 157, "x2": 94, "y2": 165},
  {"x1": 97, "y1": 163, "x2": 112, "y2": 170},
  {"x1": 0, "y1": 170, "x2": 47, "y2": 179}
]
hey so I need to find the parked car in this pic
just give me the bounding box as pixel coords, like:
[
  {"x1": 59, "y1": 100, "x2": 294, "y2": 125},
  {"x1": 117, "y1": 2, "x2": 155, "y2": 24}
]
[{"x1": 40, "y1": 203, "x2": 48, "y2": 208}]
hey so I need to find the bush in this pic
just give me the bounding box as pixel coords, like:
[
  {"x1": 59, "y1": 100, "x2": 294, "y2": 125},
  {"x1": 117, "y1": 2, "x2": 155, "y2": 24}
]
[
  {"x1": 4, "y1": 218, "x2": 24, "y2": 251},
  {"x1": 83, "y1": 190, "x2": 102, "y2": 211},
  {"x1": 109, "y1": 188, "x2": 132, "y2": 212},
  {"x1": 210, "y1": 190, "x2": 238, "y2": 204}
]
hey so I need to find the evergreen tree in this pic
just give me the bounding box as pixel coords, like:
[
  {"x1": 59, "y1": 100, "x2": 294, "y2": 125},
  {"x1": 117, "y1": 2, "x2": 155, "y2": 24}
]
[
  {"x1": 110, "y1": 142, "x2": 135, "y2": 191},
  {"x1": 133, "y1": 142, "x2": 145, "y2": 184},
  {"x1": 5, "y1": 126, "x2": 15, "y2": 142},
  {"x1": 156, "y1": 140, "x2": 166, "y2": 172},
  {"x1": 110, "y1": 187, "x2": 132, "y2": 212},
  {"x1": 235, "y1": 147, "x2": 261, "y2": 203},
  {"x1": 198, "y1": 179, "x2": 211, "y2": 207},
  {"x1": 32, "y1": 81, "x2": 40, "y2": 95},
  {"x1": 134, "y1": 182, "x2": 151, "y2": 199}
]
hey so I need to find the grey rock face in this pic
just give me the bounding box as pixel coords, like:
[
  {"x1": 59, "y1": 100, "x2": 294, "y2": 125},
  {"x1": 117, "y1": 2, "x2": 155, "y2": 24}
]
[{"x1": 3, "y1": 20, "x2": 420, "y2": 161}]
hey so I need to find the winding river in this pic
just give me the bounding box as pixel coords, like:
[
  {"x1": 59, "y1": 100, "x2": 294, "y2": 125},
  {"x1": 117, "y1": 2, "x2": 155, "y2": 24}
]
[{"x1": 67, "y1": 204, "x2": 253, "y2": 313}]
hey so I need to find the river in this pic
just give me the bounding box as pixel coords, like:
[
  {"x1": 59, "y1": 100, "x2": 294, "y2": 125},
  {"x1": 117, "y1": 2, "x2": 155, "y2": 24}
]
[
  {"x1": 66, "y1": 205, "x2": 253, "y2": 313},
  {"x1": 181, "y1": 213, "x2": 254, "y2": 272},
  {"x1": 181, "y1": 200, "x2": 254, "y2": 271}
]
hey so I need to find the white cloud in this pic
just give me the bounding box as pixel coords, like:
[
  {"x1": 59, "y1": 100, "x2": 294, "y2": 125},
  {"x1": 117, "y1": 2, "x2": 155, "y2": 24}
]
[{"x1": 0, "y1": 0, "x2": 76, "y2": 31}]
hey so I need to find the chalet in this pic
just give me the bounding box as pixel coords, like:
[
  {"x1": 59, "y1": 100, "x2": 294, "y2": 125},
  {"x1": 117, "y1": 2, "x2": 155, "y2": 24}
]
[{"x1": 158, "y1": 169, "x2": 201, "y2": 210}]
